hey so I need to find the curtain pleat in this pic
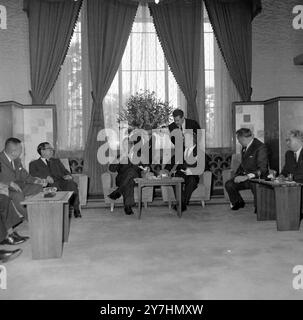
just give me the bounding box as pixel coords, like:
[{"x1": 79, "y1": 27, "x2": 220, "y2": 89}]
[
  {"x1": 204, "y1": 0, "x2": 262, "y2": 101},
  {"x1": 84, "y1": 0, "x2": 138, "y2": 195},
  {"x1": 149, "y1": 0, "x2": 202, "y2": 123},
  {"x1": 26, "y1": 0, "x2": 82, "y2": 104}
]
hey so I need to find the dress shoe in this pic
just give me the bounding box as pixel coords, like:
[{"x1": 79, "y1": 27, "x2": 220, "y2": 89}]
[
  {"x1": 12, "y1": 231, "x2": 29, "y2": 241},
  {"x1": 74, "y1": 209, "x2": 82, "y2": 218},
  {"x1": 108, "y1": 189, "x2": 122, "y2": 200},
  {"x1": 0, "y1": 235, "x2": 26, "y2": 245},
  {"x1": 172, "y1": 204, "x2": 187, "y2": 212},
  {"x1": 124, "y1": 206, "x2": 134, "y2": 215},
  {"x1": 0, "y1": 249, "x2": 22, "y2": 263},
  {"x1": 231, "y1": 201, "x2": 245, "y2": 211}
]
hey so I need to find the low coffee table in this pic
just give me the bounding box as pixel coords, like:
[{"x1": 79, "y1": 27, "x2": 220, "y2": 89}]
[
  {"x1": 21, "y1": 191, "x2": 73, "y2": 259},
  {"x1": 134, "y1": 177, "x2": 184, "y2": 219},
  {"x1": 251, "y1": 179, "x2": 302, "y2": 231}
]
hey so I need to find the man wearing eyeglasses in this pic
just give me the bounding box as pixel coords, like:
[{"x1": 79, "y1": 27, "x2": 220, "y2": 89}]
[{"x1": 29, "y1": 142, "x2": 81, "y2": 218}]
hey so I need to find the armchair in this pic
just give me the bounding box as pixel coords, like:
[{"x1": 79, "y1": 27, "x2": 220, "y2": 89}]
[
  {"x1": 101, "y1": 167, "x2": 153, "y2": 212},
  {"x1": 222, "y1": 154, "x2": 254, "y2": 202},
  {"x1": 161, "y1": 171, "x2": 212, "y2": 209},
  {"x1": 60, "y1": 158, "x2": 88, "y2": 206}
]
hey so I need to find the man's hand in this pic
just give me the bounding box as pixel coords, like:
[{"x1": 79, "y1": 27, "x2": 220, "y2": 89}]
[
  {"x1": 63, "y1": 175, "x2": 73, "y2": 180},
  {"x1": 46, "y1": 176, "x2": 54, "y2": 184},
  {"x1": 9, "y1": 182, "x2": 22, "y2": 193},
  {"x1": 34, "y1": 178, "x2": 48, "y2": 187},
  {"x1": 234, "y1": 175, "x2": 249, "y2": 184}
]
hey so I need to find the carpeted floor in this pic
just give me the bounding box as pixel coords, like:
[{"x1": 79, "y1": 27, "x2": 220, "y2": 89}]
[{"x1": 1, "y1": 203, "x2": 303, "y2": 300}]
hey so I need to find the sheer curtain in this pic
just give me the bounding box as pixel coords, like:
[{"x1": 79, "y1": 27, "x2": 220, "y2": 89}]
[
  {"x1": 48, "y1": 1, "x2": 237, "y2": 155},
  {"x1": 103, "y1": 3, "x2": 186, "y2": 139},
  {"x1": 47, "y1": 1, "x2": 91, "y2": 157},
  {"x1": 204, "y1": 11, "x2": 240, "y2": 148}
]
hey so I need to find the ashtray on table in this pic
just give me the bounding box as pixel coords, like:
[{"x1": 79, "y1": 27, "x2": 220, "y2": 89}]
[{"x1": 43, "y1": 187, "x2": 57, "y2": 198}]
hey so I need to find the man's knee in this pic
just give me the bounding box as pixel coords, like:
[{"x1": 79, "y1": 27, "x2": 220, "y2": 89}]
[
  {"x1": 225, "y1": 179, "x2": 234, "y2": 191},
  {"x1": 65, "y1": 180, "x2": 79, "y2": 193}
]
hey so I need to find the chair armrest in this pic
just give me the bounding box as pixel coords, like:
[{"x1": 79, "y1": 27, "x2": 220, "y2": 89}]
[
  {"x1": 222, "y1": 169, "x2": 234, "y2": 184},
  {"x1": 200, "y1": 170, "x2": 212, "y2": 186}
]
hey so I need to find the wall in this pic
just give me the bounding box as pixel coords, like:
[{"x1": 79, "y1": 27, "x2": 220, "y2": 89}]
[
  {"x1": 252, "y1": 0, "x2": 303, "y2": 100},
  {"x1": 0, "y1": 0, "x2": 30, "y2": 104}
]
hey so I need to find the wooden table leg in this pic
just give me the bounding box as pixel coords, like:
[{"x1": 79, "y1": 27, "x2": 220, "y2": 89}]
[
  {"x1": 138, "y1": 185, "x2": 142, "y2": 219},
  {"x1": 275, "y1": 186, "x2": 301, "y2": 231},
  {"x1": 27, "y1": 203, "x2": 64, "y2": 259},
  {"x1": 256, "y1": 184, "x2": 276, "y2": 221},
  {"x1": 176, "y1": 182, "x2": 182, "y2": 217},
  {"x1": 63, "y1": 203, "x2": 70, "y2": 242}
]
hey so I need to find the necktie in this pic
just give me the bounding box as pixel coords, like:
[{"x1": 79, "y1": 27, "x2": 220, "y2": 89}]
[
  {"x1": 242, "y1": 147, "x2": 247, "y2": 154},
  {"x1": 46, "y1": 159, "x2": 50, "y2": 168},
  {"x1": 10, "y1": 160, "x2": 15, "y2": 170},
  {"x1": 294, "y1": 152, "x2": 297, "y2": 162}
]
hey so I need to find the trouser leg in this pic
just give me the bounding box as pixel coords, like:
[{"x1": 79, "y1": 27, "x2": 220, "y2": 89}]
[{"x1": 225, "y1": 179, "x2": 252, "y2": 205}]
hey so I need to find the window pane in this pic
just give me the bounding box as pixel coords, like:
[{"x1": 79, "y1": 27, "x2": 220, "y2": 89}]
[{"x1": 204, "y1": 32, "x2": 214, "y2": 70}]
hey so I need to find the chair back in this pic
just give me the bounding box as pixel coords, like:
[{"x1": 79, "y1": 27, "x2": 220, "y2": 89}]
[
  {"x1": 60, "y1": 158, "x2": 71, "y2": 173},
  {"x1": 230, "y1": 153, "x2": 241, "y2": 172}
]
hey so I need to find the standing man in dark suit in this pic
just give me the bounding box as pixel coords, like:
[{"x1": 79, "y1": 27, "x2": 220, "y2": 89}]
[
  {"x1": 225, "y1": 128, "x2": 268, "y2": 211},
  {"x1": 0, "y1": 138, "x2": 45, "y2": 219},
  {"x1": 168, "y1": 109, "x2": 201, "y2": 211},
  {"x1": 29, "y1": 142, "x2": 81, "y2": 218},
  {"x1": 280, "y1": 130, "x2": 303, "y2": 183},
  {"x1": 168, "y1": 108, "x2": 201, "y2": 145}
]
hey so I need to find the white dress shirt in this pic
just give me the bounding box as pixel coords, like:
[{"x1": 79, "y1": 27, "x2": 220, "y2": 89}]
[
  {"x1": 40, "y1": 157, "x2": 48, "y2": 165},
  {"x1": 295, "y1": 147, "x2": 302, "y2": 162},
  {"x1": 3, "y1": 151, "x2": 15, "y2": 170}
]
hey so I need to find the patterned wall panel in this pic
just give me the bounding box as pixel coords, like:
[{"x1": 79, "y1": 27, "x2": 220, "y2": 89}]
[
  {"x1": 234, "y1": 102, "x2": 264, "y2": 154},
  {"x1": 23, "y1": 107, "x2": 56, "y2": 169}
]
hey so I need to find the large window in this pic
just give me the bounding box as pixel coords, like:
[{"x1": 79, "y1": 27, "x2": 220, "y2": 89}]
[
  {"x1": 203, "y1": 9, "x2": 215, "y2": 147},
  {"x1": 52, "y1": 3, "x2": 234, "y2": 152},
  {"x1": 103, "y1": 4, "x2": 184, "y2": 132}
]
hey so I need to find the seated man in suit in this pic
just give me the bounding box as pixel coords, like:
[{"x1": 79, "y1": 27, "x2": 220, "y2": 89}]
[
  {"x1": 108, "y1": 137, "x2": 143, "y2": 215},
  {"x1": 0, "y1": 182, "x2": 28, "y2": 246},
  {"x1": 0, "y1": 195, "x2": 23, "y2": 263},
  {"x1": 280, "y1": 130, "x2": 303, "y2": 182},
  {"x1": 0, "y1": 137, "x2": 45, "y2": 220},
  {"x1": 225, "y1": 128, "x2": 268, "y2": 212},
  {"x1": 0, "y1": 186, "x2": 24, "y2": 262},
  {"x1": 29, "y1": 142, "x2": 81, "y2": 218},
  {"x1": 166, "y1": 132, "x2": 200, "y2": 212}
]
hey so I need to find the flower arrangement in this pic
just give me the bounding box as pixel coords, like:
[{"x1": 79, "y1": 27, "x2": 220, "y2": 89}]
[{"x1": 117, "y1": 90, "x2": 173, "y2": 130}]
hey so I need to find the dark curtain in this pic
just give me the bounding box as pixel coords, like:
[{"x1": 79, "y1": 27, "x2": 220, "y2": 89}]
[
  {"x1": 84, "y1": 0, "x2": 138, "y2": 195},
  {"x1": 149, "y1": 0, "x2": 202, "y2": 122},
  {"x1": 204, "y1": 0, "x2": 262, "y2": 101},
  {"x1": 24, "y1": 0, "x2": 82, "y2": 104}
]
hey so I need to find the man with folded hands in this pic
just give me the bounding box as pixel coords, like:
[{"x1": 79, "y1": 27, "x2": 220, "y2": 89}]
[
  {"x1": 225, "y1": 128, "x2": 268, "y2": 212},
  {"x1": 29, "y1": 142, "x2": 81, "y2": 218}
]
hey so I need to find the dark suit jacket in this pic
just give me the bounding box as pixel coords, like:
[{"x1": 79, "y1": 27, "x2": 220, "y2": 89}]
[
  {"x1": 109, "y1": 161, "x2": 141, "y2": 187},
  {"x1": 235, "y1": 138, "x2": 268, "y2": 178},
  {"x1": 281, "y1": 149, "x2": 303, "y2": 183},
  {"x1": 29, "y1": 158, "x2": 70, "y2": 182},
  {"x1": 168, "y1": 118, "x2": 201, "y2": 133},
  {"x1": 168, "y1": 118, "x2": 201, "y2": 146},
  {"x1": 0, "y1": 151, "x2": 36, "y2": 187},
  {"x1": 165, "y1": 148, "x2": 199, "y2": 183}
]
